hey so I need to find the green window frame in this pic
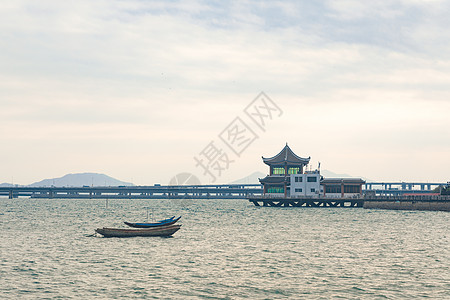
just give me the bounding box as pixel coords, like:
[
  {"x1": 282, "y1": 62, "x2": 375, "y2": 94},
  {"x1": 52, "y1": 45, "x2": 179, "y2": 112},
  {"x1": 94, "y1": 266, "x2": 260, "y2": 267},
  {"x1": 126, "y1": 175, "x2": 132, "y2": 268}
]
[
  {"x1": 273, "y1": 167, "x2": 285, "y2": 175},
  {"x1": 288, "y1": 167, "x2": 300, "y2": 174},
  {"x1": 268, "y1": 187, "x2": 285, "y2": 193}
]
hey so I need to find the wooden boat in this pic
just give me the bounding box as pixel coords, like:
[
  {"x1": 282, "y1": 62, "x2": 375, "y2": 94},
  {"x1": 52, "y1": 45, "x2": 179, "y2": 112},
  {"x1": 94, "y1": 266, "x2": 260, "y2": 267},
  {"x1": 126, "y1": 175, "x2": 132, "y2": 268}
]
[
  {"x1": 124, "y1": 216, "x2": 181, "y2": 228},
  {"x1": 95, "y1": 224, "x2": 181, "y2": 238}
]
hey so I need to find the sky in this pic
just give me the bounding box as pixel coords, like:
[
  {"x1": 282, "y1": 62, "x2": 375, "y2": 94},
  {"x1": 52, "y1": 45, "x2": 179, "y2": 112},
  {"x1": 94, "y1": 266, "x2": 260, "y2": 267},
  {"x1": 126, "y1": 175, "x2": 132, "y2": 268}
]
[{"x1": 1, "y1": 0, "x2": 449, "y2": 185}]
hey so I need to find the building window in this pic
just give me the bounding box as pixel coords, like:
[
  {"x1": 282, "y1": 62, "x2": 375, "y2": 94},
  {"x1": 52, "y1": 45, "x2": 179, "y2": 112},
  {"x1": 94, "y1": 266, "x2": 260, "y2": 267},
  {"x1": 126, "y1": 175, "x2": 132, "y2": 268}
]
[
  {"x1": 294, "y1": 176, "x2": 303, "y2": 182},
  {"x1": 325, "y1": 185, "x2": 341, "y2": 193},
  {"x1": 295, "y1": 188, "x2": 302, "y2": 193},
  {"x1": 311, "y1": 188, "x2": 315, "y2": 193},
  {"x1": 344, "y1": 185, "x2": 360, "y2": 193},
  {"x1": 268, "y1": 187, "x2": 284, "y2": 193},
  {"x1": 273, "y1": 167, "x2": 285, "y2": 175},
  {"x1": 307, "y1": 176, "x2": 317, "y2": 182},
  {"x1": 288, "y1": 167, "x2": 300, "y2": 174}
]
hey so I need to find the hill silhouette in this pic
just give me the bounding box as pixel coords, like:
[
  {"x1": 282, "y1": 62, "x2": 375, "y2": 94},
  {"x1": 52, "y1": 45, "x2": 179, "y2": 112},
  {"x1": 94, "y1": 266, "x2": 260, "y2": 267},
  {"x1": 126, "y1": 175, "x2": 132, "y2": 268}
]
[{"x1": 28, "y1": 173, "x2": 134, "y2": 187}]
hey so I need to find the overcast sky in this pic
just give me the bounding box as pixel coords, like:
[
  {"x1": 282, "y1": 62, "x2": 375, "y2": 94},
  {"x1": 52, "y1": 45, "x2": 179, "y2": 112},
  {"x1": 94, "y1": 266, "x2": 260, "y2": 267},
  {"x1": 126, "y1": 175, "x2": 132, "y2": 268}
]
[{"x1": 1, "y1": 0, "x2": 449, "y2": 185}]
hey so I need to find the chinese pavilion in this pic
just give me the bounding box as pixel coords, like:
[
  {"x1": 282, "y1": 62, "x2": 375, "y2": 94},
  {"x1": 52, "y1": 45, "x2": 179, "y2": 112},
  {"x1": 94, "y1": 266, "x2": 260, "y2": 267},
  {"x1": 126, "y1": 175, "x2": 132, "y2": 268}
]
[{"x1": 259, "y1": 143, "x2": 311, "y2": 197}]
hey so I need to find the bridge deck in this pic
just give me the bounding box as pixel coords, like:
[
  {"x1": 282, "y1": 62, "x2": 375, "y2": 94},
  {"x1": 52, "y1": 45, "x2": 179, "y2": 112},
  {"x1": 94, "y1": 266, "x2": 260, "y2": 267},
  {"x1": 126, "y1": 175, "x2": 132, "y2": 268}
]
[
  {"x1": 0, "y1": 185, "x2": 263, "y2": 199},
  {"x1": 0, "y1": 182, "x2": 447, "y2": 199}
]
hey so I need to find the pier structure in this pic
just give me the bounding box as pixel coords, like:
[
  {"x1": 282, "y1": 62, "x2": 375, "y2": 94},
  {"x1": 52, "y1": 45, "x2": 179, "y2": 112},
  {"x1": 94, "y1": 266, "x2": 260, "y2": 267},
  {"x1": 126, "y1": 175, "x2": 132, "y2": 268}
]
[
  {"x1": 247, "y1": 194, "x2": 450, "y2": 211},
  {"x1": 362, "y1": 195, "x2": 450, "y2": 211},
  {"x1": 249, "y1": 144, "x2": 366, "y2": 207},
  {"x1": 257, "y1": 143, "x2": 366, "y2": 199},
  {"x1": 259, "y1": 143, "x2": 320, "y2": 198},
  {"x1": 247, "y1": 143, "x2": 449, "y2": 211}
]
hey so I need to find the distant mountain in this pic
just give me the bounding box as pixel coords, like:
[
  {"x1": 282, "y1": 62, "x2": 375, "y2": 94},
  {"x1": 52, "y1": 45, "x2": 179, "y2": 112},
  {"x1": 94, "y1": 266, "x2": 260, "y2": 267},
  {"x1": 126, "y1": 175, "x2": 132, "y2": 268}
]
[
  {"x1": 231, "y1": 171, "x2": 266, "y2": 184},
  {"x1": 28, "y1": 173, "x2": 134, "y2": 187},
  {"x1": 0, "y1": 183, "x2": 16, "y2": 187}
]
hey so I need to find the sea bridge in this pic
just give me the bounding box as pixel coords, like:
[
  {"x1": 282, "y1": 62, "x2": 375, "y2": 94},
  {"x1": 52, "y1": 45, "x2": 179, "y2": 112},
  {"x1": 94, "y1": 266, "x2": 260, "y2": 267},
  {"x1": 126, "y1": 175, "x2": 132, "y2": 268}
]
[
  {"x1": 0, "y1": 184, "x2": 262, "y2": 199},
  {"x1": 364, "y1": 182, "x2": 446, "y2": 195},
  {"x1": 0, "y1": 181, "x2": 447, "y2": 199}
]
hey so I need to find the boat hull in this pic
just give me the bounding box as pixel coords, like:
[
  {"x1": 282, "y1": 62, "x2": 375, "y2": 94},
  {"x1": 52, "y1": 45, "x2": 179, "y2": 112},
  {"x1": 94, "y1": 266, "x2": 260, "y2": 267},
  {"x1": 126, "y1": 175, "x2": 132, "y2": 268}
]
[{"x1": 95, "y1": 224, "x2": 181, "y2": 238}]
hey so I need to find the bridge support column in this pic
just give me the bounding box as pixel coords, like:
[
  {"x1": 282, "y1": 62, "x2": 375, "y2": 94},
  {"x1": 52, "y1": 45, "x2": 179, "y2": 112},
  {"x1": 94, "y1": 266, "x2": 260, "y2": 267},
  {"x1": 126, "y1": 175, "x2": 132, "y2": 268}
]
[{"x1": 9, "y1": 190, "x2": 13, "y2": 199}]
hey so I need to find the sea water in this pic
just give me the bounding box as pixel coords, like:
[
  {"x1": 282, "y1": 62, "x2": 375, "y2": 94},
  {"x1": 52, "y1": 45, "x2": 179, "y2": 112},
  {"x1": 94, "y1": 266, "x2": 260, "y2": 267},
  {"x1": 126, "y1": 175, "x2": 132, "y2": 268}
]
[{"x1": 0, "y1": 198, "x2": 449, "y2": 299}]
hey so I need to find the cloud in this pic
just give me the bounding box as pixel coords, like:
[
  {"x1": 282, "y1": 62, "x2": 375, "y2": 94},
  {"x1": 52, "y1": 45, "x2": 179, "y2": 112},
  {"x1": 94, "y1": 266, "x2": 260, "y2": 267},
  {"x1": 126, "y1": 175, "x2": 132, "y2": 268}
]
[{"x1": 0, "y1": 1, "x2": 449, "y2": 183}]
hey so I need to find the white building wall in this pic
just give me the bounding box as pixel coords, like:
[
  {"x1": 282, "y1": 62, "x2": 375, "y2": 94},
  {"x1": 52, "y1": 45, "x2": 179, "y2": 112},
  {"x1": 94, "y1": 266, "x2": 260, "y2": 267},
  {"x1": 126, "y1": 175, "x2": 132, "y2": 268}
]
[
  {"x1": 324, "y1": 193, "x2": 341, "y2": 198},
  {"x1": 323, "y1": 192, "x2": 361, "y2": 198},
  {"x1": 265, "y1": 193, "x2": 285, "y2": 198},
  {"x1": 289, "y1": 173, "x2": 321, "y2": 197},
  {"x1": 343, "y1": 192, "x2": 360, "y2": 198}
]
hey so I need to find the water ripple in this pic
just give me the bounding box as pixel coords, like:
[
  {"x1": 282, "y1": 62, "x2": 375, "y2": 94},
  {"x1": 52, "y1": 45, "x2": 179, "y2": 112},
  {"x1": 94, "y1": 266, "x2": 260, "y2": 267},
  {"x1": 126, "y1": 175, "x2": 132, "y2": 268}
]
[{"x1": 0, "y1": 199, "x2": 449, "y2": 299}]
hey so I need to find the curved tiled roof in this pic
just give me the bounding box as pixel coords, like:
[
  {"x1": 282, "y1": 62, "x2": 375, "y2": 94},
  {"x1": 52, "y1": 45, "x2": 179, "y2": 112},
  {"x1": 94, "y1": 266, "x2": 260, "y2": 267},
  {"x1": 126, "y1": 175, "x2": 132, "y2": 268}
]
[
  {"x1": 262, "y1": 143, "x2": 310, "y2": 165},
  {"x1": 259, "y1": 176, "x2": 289, "y2": 184},
  {"x1": 321, "y1": 178, "x2": 366, "y2": 184}
]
